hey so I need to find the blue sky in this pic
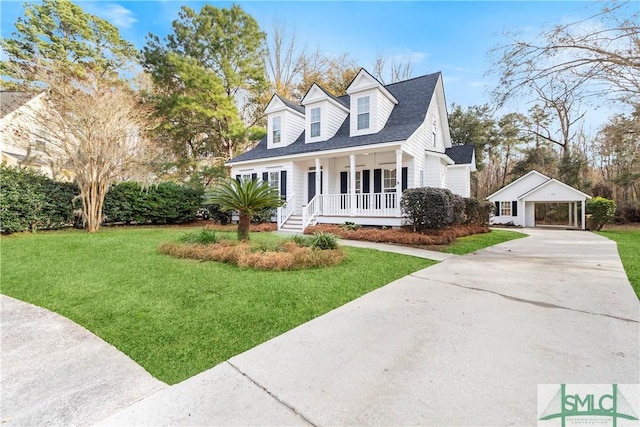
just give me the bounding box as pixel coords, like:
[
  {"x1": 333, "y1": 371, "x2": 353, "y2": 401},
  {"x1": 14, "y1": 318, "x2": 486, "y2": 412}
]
[{"x1": 0, "y1": 1, "x2": 617, "y2": 129}]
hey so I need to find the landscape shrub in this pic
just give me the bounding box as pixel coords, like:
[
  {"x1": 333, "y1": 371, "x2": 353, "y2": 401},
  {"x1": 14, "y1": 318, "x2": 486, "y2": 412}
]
[
  {"x1": 200, "y1": 204, "x2": 232, "y2": 224},
  {"x1": 451, "y1": 194, "x2": 467, "y2": 225},
  {"x1": 179, "y1": 228, "x2": 219, "y2": 245},
  {"x1": 615, "y1": 203, "x2": 640, "y2": 224},
  {"x1": 340, "y1": 221, "x2": 362, "y2": 231},
  {"x1": 304, "y1": 224, "x2": 490, "y2": 245},
  {"x1": 586, "y1": 197, "x2": 616, "y2": 231},
  {"x1": 311, "y1": 232, "x2": 339, "y2": 250},
  {"x1": 103, "y1": 181, "x2": 203, "y2": 225},
  {"x1": 400, "y1": 187, "x2": 454, "y2": 231},
  {"x1": 251, "y1": 208, "x2": 276, "y2": 224},
  {"x1": 0, "y1": 164, "x2": 77, "y2": 233}
]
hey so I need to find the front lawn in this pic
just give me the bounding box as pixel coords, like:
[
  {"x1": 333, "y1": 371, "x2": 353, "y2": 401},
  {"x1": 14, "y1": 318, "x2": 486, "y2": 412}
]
[
  {"x1": 412, "y1": 229, "x2": 527, "y2": 255},
  {"x1": 598, "y1": 229, "x2": 640, "y2": 298},
  {"x1": 0, "y1": 227, "x2": 434, "y2": 384}
]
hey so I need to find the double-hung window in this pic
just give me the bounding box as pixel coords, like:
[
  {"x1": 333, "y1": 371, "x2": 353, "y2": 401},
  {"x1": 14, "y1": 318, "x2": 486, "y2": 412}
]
[
  {"x1": 500, "y1": 201, "x2": 512, "y2": 216},
  {"x1": 268, "y1": 171, "x2": 280, "y2": 195},
  {"x1": 241, "y1": 173, "x2": 252, "y2": 183},
  {"x1": 272, "y1": 116, "x2": 281, "y2": 143},
  {"x1": 357, "y1": 96, "x2": 370, "y2": 130},
  {"x1": 310, "y1": 107, "x2": 321, "y2": 138},
  {"x1": 383, "y1": 169, "x2": 396, "y2": 193}
]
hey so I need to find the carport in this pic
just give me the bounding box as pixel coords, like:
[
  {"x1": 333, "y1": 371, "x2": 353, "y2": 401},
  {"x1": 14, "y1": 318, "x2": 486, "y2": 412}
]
[
  {"x1": 518, "y1": 179, "x2": 591, "y2": 229},
  {"x1": 488, "y1": 170, "x2": 592, "y2": 229}
]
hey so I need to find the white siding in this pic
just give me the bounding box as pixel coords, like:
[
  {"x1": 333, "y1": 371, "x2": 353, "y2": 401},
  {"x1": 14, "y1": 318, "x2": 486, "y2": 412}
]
[
  {"x1": 265, "y1": 99, "x2": 305, "y2": 149},
  {"x1": 230, "y1": 160, "x2": 293, "y2": 204},
  {"x1": 349, "y1": 89, "x2": 377, "y2": 137},
  {"x1": 376, "y1": 92, "x2": 394, "y2": 131},
  {"x1": 487, "y1": 172, "x2": 549, "y2": 203},
  {"x1": 447, "y1": 165, "x2": 471, "y2": 197},
  {"x1": 424, "y1": 156, "x2": 441, "y2": 188},
  {"x1": 303, "y1": 100, "x2": 348, "y2": 143}
]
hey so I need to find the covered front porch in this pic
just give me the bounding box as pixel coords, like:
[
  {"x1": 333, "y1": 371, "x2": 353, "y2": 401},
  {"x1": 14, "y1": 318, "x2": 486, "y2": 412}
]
[{"x1": 277, "y1": 146, "x2": 411, "y2": 231}]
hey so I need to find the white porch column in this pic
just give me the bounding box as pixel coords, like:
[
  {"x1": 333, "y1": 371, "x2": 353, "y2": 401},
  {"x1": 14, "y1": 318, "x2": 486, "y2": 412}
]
[
  {"x1": 581, "y1": 200, "x2": 586, "y2": 230},
  {"x1": 568, "y1": 203, "x2": 573, "y2": 226},
  {"x1": 574, "y1": 202, "x2": 578, "y2": 228},
  {"x1": 395, "y1": 149, "x2": 403, "y2": 216},
  {"x1": 315, "y1": 158, "x2": 321, "y2": 196},
  {"x1": 350, "y1": 154, "x2": 356, "y2": 216}
]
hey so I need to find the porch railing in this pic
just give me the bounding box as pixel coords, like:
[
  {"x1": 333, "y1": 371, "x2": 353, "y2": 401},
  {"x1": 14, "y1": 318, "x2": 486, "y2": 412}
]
[
  {"x1": 302, "y1": 195, "x2": 320, "y2": 231},
  {"x1": 319, "y1": 193, "x2": 398, "y2": 217},
  {"x1": 277, "y1": 193, "x2": 296, "y2": 230}
]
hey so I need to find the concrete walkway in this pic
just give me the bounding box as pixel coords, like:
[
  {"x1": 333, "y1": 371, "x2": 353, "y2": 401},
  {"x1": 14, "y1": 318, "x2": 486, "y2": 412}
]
[
  {"x1": 0, "y1": 296, "x2": 165, "y2": 426},
  {"x1": 98, "y1": 228, "x2": 639, "y2": 426}
]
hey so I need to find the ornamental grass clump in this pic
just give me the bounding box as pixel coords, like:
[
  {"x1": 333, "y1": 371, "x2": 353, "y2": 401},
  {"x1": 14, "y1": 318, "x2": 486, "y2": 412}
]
[{"x1": 160, "y1": 233, "x2": 345, "y2": 270}]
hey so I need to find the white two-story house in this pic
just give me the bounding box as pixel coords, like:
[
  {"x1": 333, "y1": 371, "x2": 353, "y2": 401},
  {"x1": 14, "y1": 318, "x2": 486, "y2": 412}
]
[{"x1": 227, "y1": 69, "x2": 476, "y2": 232}]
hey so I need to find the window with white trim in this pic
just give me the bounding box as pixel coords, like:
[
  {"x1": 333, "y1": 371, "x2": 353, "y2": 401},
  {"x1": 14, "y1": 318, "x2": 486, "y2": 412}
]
[
  {"x1": 383, "y1": 168, "x2": 396, "y2": 193},
  {"x1": 310, "y1": 107, "x2": 321, "y2": 138},
  {"x1": 241, "y1": 173, "x2": 252, "y2": 182},
  {"x1": 272, "y1": 116, "x2": 281, "y2": 143},
  {"x1": 357, "y1": 96, "x2": 370, "y2": 130},
  {"x1": 268, "y1": 171, "x2": 280, "y2": 194},
  {"x1": 500, "y1": 201, "x2": 511, "y2": 216}
]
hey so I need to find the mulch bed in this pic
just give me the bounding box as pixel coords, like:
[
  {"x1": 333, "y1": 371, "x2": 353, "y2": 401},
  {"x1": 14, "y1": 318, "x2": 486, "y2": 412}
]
[{"x1": 304, "y1": 224, "x2": 490, "y2": 245}]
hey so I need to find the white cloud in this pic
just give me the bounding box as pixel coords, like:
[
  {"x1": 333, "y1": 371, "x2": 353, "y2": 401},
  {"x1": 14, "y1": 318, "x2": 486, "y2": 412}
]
[{"x1": 98, "y1": 4, "x2": 137, "y2": 29}]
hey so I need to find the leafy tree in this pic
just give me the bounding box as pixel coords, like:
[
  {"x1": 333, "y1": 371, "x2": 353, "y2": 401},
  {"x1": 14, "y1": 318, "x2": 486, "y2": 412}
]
[
  {"x1": 0, "y1": 0, "x2": 136, "y2": 87},
  {"x1": 1, "y1": 0, "x2": 153, "y2": 233},
  {"x1": 207, "y1": 179, "x2": 282, "y2": 241},
  {"x1": 143, "y1": 4, "x2": 267, "y2": 178},
  {"x1": 448, "y1": 104, "x2": 497, "y2": 170},
  {"x1": 295, "y1": 51, "x2": 359, "y2": 98}
]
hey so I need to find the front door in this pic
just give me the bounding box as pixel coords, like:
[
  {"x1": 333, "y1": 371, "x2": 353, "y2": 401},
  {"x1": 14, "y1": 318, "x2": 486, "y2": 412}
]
[{"x1": 308, "y1": 171, "x2": 323, "y2": 202}]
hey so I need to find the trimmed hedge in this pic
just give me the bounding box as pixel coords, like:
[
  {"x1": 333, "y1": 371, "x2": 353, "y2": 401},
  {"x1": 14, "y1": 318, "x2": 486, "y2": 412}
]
[
  {"x1": 0, "y1": 164, "x2": 78, "y2": 233},
  {"x1": 103, "y1": 181, "x2": 203, "y2": 225},
  {"x1": 400, "y1": 187, "x2": 492, "y2": 231}
]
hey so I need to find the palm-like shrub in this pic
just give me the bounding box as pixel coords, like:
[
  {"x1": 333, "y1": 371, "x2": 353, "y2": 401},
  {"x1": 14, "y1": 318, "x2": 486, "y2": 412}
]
[{"x1": 208, "y1": 179, "x2": 282, "y2": 241}]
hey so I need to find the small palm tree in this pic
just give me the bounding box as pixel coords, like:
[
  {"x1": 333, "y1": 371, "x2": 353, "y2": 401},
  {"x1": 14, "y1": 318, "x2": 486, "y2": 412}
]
[{"x1": 208, "y1": 178, "x2": 283, "y2": 241}]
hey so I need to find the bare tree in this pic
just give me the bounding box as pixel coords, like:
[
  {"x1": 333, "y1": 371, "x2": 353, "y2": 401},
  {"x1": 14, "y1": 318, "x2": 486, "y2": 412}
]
[
  {"x1": 372, "y1": 53, "x2": 414, "y2": 84},
  {"x1": 492, "y1": 1, "x2": 640, "y2": 107},
  {"x1": 265, "y1": 20, "x2": 304, "y2": 100},
  {"x1": 9, "y1": 68, "x2": 156, "y2": 232}
]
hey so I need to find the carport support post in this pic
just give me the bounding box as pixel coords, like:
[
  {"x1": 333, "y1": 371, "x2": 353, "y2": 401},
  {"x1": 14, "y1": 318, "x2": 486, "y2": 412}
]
[
  {"x1": 350, "y1": 154, "x2": 356, "y2": 216},
  {"x1": 581, "y1": 200, "x2": 586, "y2": 230}
]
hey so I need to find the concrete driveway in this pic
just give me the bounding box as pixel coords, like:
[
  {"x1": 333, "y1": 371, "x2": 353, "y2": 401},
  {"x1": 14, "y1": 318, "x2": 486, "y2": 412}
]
[{"x1": 98, "y1": 228, "x2": 639, "y2": 426}]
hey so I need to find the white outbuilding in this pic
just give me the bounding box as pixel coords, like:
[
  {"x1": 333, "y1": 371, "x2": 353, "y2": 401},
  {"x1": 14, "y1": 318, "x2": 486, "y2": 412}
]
[{"x1": 487, "y1": 170, "x2": 592, "y2": 229}]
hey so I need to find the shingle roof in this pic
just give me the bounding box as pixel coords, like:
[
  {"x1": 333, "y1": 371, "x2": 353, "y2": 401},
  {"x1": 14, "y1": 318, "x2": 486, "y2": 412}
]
[
  {"x1": 0, "y1": 91, "x2": 39, "y2": 118},
  {"x1": 278, "y1": 95, "x2": 305, "y2": 114},
  {"x1": 228, "y1": 72, "x2": 441, "y2": 164},
  {"x1": 445, "y1": 145, "x2": 475, "y2": 165}
]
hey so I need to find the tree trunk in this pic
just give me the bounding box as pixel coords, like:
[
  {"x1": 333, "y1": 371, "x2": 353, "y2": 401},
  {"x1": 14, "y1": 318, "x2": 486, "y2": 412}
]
[
  {"x1": 81, "y1": 180, "x2": 108, "y2": 233},
  {"x1": 238, "y1": 213, "x2": 251, "y2": 241}
]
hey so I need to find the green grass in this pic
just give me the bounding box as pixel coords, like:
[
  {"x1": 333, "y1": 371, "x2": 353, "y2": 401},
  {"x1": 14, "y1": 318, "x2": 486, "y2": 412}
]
[
  {"x1": 598, "y1": 229, "x2": 640, "y2": 298},
  {"x1": 417, "y1": 229, "x2": 527, "y2": 255},
  {"x1": 0, "y1": 227, "x2": 434, "y2": 384}
]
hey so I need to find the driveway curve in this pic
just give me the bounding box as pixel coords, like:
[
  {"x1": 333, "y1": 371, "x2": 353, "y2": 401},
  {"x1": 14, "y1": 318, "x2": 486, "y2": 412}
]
[
  {"x1": 0, "y1": 295, "x2": 165, "y2": 426},
  {"x1": 99, "y1": 228, "x2": 639, "y2": 426}
]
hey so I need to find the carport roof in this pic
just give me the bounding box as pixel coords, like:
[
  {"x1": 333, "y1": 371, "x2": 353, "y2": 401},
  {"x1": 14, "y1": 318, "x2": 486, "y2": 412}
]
[{"x1": 519, "y1": 178, "x2": 592, "y2": 201}]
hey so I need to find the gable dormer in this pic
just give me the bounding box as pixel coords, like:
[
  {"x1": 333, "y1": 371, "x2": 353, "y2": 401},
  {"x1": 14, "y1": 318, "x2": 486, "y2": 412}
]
[
  {"x1": 346, "y1": 69, "x2": 398, "y2": 137},
  {"x1": 300, "y1": 83, "x2": 349, "y2": 144},
  {"x1": 264, "y1": 95, "x2": 305, "y2": 149}
]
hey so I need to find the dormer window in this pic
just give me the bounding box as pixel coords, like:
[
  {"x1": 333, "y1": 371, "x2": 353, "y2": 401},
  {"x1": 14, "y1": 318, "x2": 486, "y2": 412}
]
[
  {"x1": 310, "y1": 107, "x2": 321, "y2": 138},
  {"x1": 272, "y1": 116, "x2": 282, "y2": 144},
  {"x1": 357, "y1": 96, "x2": 370, "y2": 130}
]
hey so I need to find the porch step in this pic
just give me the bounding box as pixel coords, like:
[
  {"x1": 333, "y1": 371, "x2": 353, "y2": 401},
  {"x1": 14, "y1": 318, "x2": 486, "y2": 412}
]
[{"x1": 280, "y1": 215, "x2": 304, "y2": 232}]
